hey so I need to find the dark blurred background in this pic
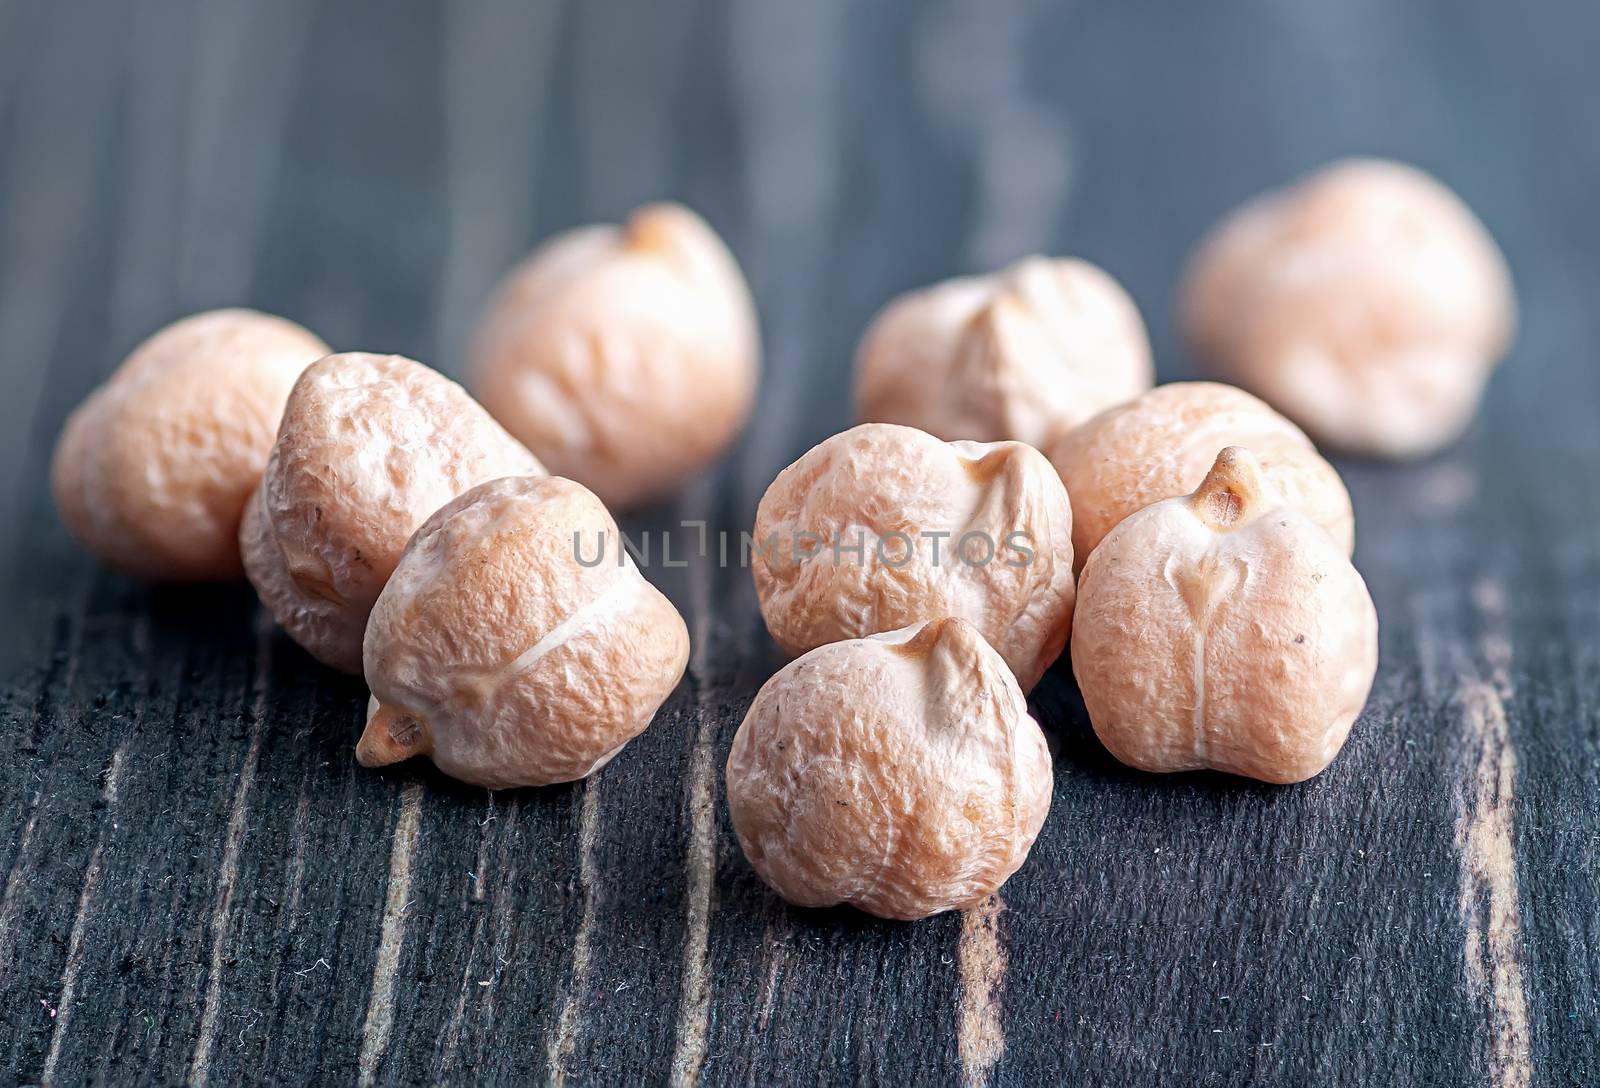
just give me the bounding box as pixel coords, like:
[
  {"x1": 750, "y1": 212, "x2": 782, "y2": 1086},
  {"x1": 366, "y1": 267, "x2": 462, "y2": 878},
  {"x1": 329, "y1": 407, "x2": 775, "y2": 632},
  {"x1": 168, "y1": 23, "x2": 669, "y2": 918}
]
[{"x1": 3, "y1": 0, "x2": 1594, "y2": 567}]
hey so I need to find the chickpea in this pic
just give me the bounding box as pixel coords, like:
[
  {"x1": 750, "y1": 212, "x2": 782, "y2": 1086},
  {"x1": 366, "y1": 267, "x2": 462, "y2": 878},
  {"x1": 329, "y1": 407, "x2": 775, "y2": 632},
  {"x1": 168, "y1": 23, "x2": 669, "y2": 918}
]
[
  {"x1": 470, "y1": 202, "x2": 760, "y2": 508},
  {"x1": 751, "y1": 423, "x2": 1075, "y2": 692},
  {"x1": 726, "y1": 618, "x2": 1052, "y2": 920},
  {"x1": 51, "y1": 309, "x2": 329, "y2": 580},
  {"x1": 1180, "y1": 158, "x2": 1516, "y2": 458},
  {"x1": 1046, "y1": 381, "x2": 1354, "y2": 570},
  {"x1": 854, "y1": 256, "x2": 1152, "y2": 448},
  {"x1": 1072, "y1": 447, "x2": 1378, "y2": 783},
  {"x1": 358, "y1": 476, "x2": 689, "y2": 788},
  {"x1": 240, "y1": 352, "x2": 544, "y2": 674}
]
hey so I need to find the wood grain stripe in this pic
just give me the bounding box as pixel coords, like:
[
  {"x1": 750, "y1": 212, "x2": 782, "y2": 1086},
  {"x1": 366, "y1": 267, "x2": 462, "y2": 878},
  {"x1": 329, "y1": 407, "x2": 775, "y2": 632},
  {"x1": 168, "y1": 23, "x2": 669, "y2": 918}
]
[
  {"x1": 0, "y1": 784, "x2": 43, "y2": 981},
  {"x1": 1455, "y1": 680, "x2": 1532, "y2": 1088},
  {"x1": 357, "y1": 781, "x2": 426, "y2": 1088},
  {"x1": 433, "y1": 911, "x2": 488, "y2": 1081},
  {"x1": 547, "y1": 779, "x2": 603, "y2": 1086},
  {"x1": 259, "y1": 782, "x2": 315, "y2": 1029},
  {"x1": 1455, "y1": 579, "x2": 1532, "y2": 1088},
  {"x1": 957, "y1": 895, "x2": 1008, "y2": 1088},
  {"x1": 38, "y1": 742, "x2": 128, "y2": 1086},
  {"x1": 435, "y1": 799, "x2": 522, "y2": 1082},
  {"x1": 669, "y1": 555, "x2": 718, "y2": 1088},
  {"x1": 754, "y1": 929, "x2": 788, "y2": 1032},
  {"x1": 186, "y1": 623, "x2": 273, "y2": 1087},
  {"x1": 0, "y1": 588, "x2": 100, "y2": 1011}
]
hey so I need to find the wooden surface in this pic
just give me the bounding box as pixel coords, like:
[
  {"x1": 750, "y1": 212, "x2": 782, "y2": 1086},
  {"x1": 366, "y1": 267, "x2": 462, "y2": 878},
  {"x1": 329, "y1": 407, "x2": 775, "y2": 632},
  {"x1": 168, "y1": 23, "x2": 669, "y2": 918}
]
[{"x1": 1, "y1": 1, "x2": 1597, "y2": 1084}]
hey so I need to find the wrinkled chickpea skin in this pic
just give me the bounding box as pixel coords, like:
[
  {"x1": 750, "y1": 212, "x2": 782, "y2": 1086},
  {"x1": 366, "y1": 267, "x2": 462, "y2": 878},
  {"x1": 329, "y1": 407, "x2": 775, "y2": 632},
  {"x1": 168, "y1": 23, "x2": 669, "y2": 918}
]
[
  {"x1": 51, "y1": 309, "x2": 329, "y2": 581},
  {"x1": 241, "y1": 352, "x2": 544, "y2": 674},
  {"x1": 1181, "y1": 158, "x2": 1516, "y2": 458},
  {"x1": 855, "y1": 256, "x2": 1152, "y2": 448},
  {"x1": 727, "y1": 618, "x2": 1052, "y2": 920},
  {"x1": 751, "y1": 423, "x2": 1075, "y2": 691},
  {"x1": 1073, "y1": 447, "x2": 1378, "y2": 783},
  {"x1": 360, "y1": 476, "x2": 689, "y2": 789},
  {"x1": 1047, "y1": 381, "x2": 1354, "y2": 570},
  {"x1": 470, "y1": 202, "x2": 760, "y2": 508}
]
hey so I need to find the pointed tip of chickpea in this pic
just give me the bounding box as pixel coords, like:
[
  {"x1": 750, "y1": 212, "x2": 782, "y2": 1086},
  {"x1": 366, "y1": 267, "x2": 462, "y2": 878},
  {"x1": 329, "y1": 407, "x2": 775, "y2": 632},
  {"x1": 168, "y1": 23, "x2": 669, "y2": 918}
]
[
  {"x1": 622, "y1": 202, "x2": 691, "y2": 252},
  {"x1": 356, "y1": 699, "x2": 431, "y2": 769},
  {"x1": 1190, "y1": 446, "x2": 1271, "y2": 531}
]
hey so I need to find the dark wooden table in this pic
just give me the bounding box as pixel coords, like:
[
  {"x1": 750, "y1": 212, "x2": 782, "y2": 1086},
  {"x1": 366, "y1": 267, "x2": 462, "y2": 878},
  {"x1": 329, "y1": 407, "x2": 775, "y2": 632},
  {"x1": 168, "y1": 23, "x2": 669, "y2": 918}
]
[{"x1": 2, "y1": 1, "x2": 1597, "y2": 1084}]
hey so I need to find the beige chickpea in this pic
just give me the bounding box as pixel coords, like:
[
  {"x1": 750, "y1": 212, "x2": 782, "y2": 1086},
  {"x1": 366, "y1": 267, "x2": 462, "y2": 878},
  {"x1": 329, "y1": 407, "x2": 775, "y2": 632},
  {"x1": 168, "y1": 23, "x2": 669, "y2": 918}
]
[
  {"x1": 751, "y1": 423, "x2": 1075, "y2": 692},
  {"x1": 1046, "y1": 381, "x2": 1354, "y2": 570},
  {"x1": 358, "y1": 475, "x2": 688, "y2": 789},
  {"x1": 1180, "y1": 158, "x2": 1516, "y2": 458},
  {"x1": 469, "y1": 202, "x2": 760, "y2": 508},
  {"x1": 727, "y1": 618, "x2": 1052, "y2": 920},
  {"x1": 854, "y1": 256, "x2": 1153, "y2": 448},
  {"x1": 1073, "y1": 447, "x2": 1378, "y2": 784},
  {"x1": 240, "y1": 352, "x2": 545, "y2": 674},
  {"x1": 51, "y1": 309, "x2": 329, "y2": 580}
]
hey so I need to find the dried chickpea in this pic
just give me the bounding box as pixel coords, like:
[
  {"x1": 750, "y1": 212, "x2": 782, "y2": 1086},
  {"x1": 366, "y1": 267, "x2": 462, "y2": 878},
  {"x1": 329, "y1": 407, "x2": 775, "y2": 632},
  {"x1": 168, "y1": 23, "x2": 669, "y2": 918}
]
[
  {"x1": 854, "y1": 256, "x2": 1152, "y2": 448},
  {"x1": 470, "y1": 202, "x2": 759, "y2": 508},
  {"x1": 241, "y1": 352, "x2": 544, "y2": 674},
  {"x1": 751, "y1": 423, "x2": 1075, "y2": 692},
  {"x1": 358, "y1": 475, "x2": 688, "y2": 788},
  {"x1": 727, "y1": 618, "x2": 1052, "y2": 920},
  {"x1": 1180, "y1": 158, "x2": 1516, "y2": 458},
  {"x1": 51, "y1": 309, "x2": 329, "y2": 580},
  {"x1": 1073, "y1": 447, "x2": 1378, "y2": 783},
  {"x1": 1046, "y1": 381, "x2": 1353, "y2": 570}
]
